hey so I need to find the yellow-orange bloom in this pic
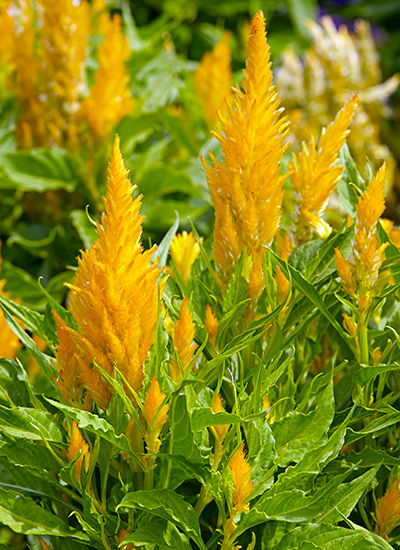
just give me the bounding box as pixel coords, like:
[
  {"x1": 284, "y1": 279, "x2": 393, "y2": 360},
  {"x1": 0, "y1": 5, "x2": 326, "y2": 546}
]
[
  {"x1": 288, "y1": 96, "x2": 357, "y2": 241},
  {"x1": 0, "y1": 4, "x2": 13, "y2": 66},
  {"x1": 229, "y1": 443, "x2": 253, "y2": 515},
  {"x1": 56, "y1": 136, "x2": 164, "y2": 410},
  {"x1": 194, "y1": 31, "x2": 232, "y2": 128},
  {"x1": 202, "y1": 11, "x2": 288, "y2": 301},
  {"x1": 83, "y1": 13, "x2": 134, "y2": 141},
  {"x1": 375, "y1": 478, "x2": 400, "y2": 541},
  {"x1": 205, "y1": 305, "x2": 219, "y2": 348},
  {"x1": 0, "y1": 280, "x2": 22, "y2": 360},
  {"x1": 36, "y1": 0, "x2": 90, "y2": 148},
  {"x1": 67, "y1": 421, "x2": 91, "y2": 481},
  {"x1": 169, "y1": 231, "x2": 201, "y2": 284},
  {"x1": 142, "y1": 377, "x2": 169, "y2": 454},
  {"x1": 211, "y1": 394, "x2": 229, "y2": 441},
  {"x1": 170, "y1": 298, "x2": 198, "y2": 383},
  {"x1": 335, "y1": 248, "x2": 356, "y2": 296}
]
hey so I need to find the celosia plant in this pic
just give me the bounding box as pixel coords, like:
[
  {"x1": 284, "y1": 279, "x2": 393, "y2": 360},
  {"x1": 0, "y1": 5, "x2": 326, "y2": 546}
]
[{"x1": 1, "y1": 9, "x2": 400, "y2": 550}]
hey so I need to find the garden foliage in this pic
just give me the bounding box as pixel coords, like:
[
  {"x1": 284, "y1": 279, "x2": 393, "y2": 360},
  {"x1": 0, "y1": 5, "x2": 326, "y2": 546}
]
[{"x1": 1, "y1": 2, "x2": 400, "y2": 550}]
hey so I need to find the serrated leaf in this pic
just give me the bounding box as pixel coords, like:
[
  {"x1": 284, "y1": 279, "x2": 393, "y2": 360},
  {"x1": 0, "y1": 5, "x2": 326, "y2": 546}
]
[
  {"x1": 0, "y1": 487, "x2": 88, "y2": 538},
  {"x1": 44, "y1": 398, "x2": 139, "y2": 463},
  {"x1": 0, "y1": 405, "x2": 64, "y2": 442},
  {"x1": 272, "y1": 380, "x2": 334, "y2": 466},
  {"x1": 123, "y1": 520, "x2": 192, "y2": 549},
  {"x1": 0, "y1": 358, "x2": 31, "y2": 407},
  {"x1": 273, "y1": 523, "x2": 393, "y2": 550},
  {"x1": 117, "y1": 490, "x2": 206, "y2": 550},
  {"x1": 353, "y1": 364, "x2": 400, "y2": 385},
  {"x1": 0, "y1": 435, "x2": 61, "y2": 471}
]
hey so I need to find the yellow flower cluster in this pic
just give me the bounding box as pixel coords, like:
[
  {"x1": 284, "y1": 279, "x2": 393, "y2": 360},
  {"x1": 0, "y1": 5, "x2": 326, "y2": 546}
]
[
  {"x1": 194, "y1": 32, "x2": 232, "y2": 128},
  {"x1": 4, "y1": 0, "x2": 133, "y2": 149},
  {"x1": 276, "y1": 16, "x2": 399, "y2": 183},
  {"x1": 54, "y1": 137, "x2": 164, "y2": 410},
  {"x1": 202, "y1": 11, "x2": 288, "y2": 307}
]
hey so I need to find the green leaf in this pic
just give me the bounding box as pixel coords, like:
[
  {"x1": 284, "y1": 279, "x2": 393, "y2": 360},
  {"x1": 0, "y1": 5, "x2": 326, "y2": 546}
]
[
  {"x1": 272, "y1": 380, "x2": 334, "y2": 466},
  {"x1": 353, "y1": 364, "x2": 400, "y2": 385},
  {"x1": 191, "y1": 408, "x2": 242, "y2": 431},
  {"x1": 151, "y1": 211, "x2": 179, "y2": 268},
  {"x1": 0, "y1": 405, "x2": 64, "y2": 442},
  {"x1": 0, "y1": 148, "x2": 77, "y2": 192},
  {"x1": 273, "y1": 523, "x2": 393, "y2": 550},
  {"x1": 0, "y1": 358, "x2": 31, "y2": 407},
  {"x1": 123, "y1": 520, "x2": 192, "y2": 549},
  {"x1": 0, "y1": 293, "x2": 45, "y2": 336},
  {"x1": 288, "y1": 0, "x2": 317, "y2": 38},
  {"x1": 70, "y1": 209, "x2": 97, "y2": 250},
  {"x1": 117, "y1": 490, "x2": 206, "y2": 550},
  {"x1": 44, "y1": 398, "x2": 139, "y2": 462},
  {"x1": 0, "y1": 305, "x2": 56, "y2": 379},
  {"x1": 270, "y1": 249, "x2": 355, "y2": 354},
  {"x1": 247, "y1": 418, "x2": 276, "y2": 498},
  {"x1": 0, "y1": 487, "x2": 88, "y2": 538},
  {"x1": 0, "y1": 435, "x2": 61, "y2": 471}
]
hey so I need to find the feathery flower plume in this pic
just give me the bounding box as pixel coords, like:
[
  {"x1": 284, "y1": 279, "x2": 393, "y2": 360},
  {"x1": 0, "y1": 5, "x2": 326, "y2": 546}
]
[
  {"x1": 202, "y1": 11, "x2": 288, "y2": 304},
  {"x1": 194, "y1": 31, "x2": 232, "y2": 128},
  {"x1": 205, "y1": 305, "x2": 219, "y2": 348},
  {"x1": 224, "y1": 443, "x2": 253, "y2": 539},
  {"x1": 52, "y1": 312, "x2": 84, "y2": 406},
  {"x1": 336, "y1": 163, "x2": 388, "y2": 313},
  {"x1": 0, "y1": 4, "x2": 13, "y2": 67},
  {"x1": 0, "y1": 243, "x2": 22, "y2": 359},
  {"x1": 67, "y1": 421, "x2": 91, "y2": 482},
  {"x1": 288, "y1": 96, "x2": 357, "y2": 241},
  {"x1": 211, "y1": 394, "x2": 229, "y2": 442},
  {"x1": 142, "y1": 377, "x2": 169, "y2": 454},
  {"x1": 169, "y1": 231, "x2": 201, "y2": 285},
  {"x1": 83, "y1": 13, "x2": 134, "y2": 142},
  {"x1": 55, "y1": 136, "x2": 164, "y2": 410},
  {"x1": 375, "y1": 478, "x2": 400, "y2": 541},
  {"x1": 169, "y1": 298, "x2": 198, "y2": 383},
  {"x1": 36, "y1": 0, "x2": 90, "y2": 148}
]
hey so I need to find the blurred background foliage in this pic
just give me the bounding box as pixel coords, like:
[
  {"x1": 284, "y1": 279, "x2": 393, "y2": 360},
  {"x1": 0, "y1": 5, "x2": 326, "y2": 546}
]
[{"x1": 0, "y1": 0, "x2": 399, "y2": 313}]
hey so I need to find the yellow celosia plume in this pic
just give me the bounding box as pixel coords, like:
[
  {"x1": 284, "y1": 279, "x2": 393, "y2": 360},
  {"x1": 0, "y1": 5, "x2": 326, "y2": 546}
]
[
  {"x1": 205, "y1": 304, "x2": 218, "y2": 348},
  {"x1": 0, "y1": 281, "x2": 22, "y2": 359},
  {"x1": 83, "y1": 13, "x2": 134, "y2": 141},
  {"x1": 36, "y1": 0, "x2": 90, "y2": 148},
  {"x1": 67, "y1": 421, "x2": 91, "y2": 482},
  {"x1": 202, "y1": 11, "x2": 288, "y2": 303},
  {"x1": 211, "y1": 394, "x2": 229, "y2": 442},
  {"x1": 55, "y1": 136, "x2": 164, "y2": 409},
  {"x1": 375, "y1": 478, "x2": 400, "y2": 541},
  {"x1": 169, "y1": 298, "x2": 198, "y2": 383},
  {"x1": 229, "y1": 443, "x2": 253, "y2": 515},
  {"x1": 142, "y1": 376, "x2": 169, "y2": 454},
  {"x1": 336, "y1": 163, "x2": 388, "y2": 309},
  {"x1": 169, "y1": 231, "x2": 201, "y2": 285},
  {"x1": 194, "y1": 31, "x2": 232, "y2": 128},
  {"x1": 288, "y1": 96, "x2": 357, "y2": 241}
]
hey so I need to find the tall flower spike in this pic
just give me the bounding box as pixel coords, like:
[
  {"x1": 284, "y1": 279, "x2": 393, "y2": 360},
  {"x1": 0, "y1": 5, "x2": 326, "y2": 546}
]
[
  {"x1": 36, "y1": 0, "x2": 90, "y2": 148},
  {"x1": 142, "y1": 377, "x2": 169, "y2": 454},
  {"x1": 58, "y1": 136, "x2": 164, "y2": 409},
  {"x1": 229, "y1": 443, "x2": 253, "y2": 515},
  {"x1": 67, "y1": 421, "x2": 91, "y2": 482},
  {"x1": 202, "y1": 11, "x2": 288, "y2": 301},
  {"x1": 83, "y1": 13, "x2": 134, "y2": 142},
  {"x1": 170, "y1": 298, "x2": 198, "y2": 383},
  {"x1": 288, "y1": 96, "x2": 358, "y2": 241},
  {"x1": 194, "y1": 31, "x2": 232, "y2": 128},
  {"x1": 205, "y1": 305, "x2": 219, "y2": 348},
  {"x1": 375, "y1": 478, "x2": 400, "y2": 541}
]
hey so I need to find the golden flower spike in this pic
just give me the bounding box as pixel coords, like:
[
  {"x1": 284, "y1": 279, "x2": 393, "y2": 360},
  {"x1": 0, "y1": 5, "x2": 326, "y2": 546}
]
[
  {"x1": 84, "y1": 13, "x2": 134, "y2": 142},
  {"x1": 142, "y1": 377, "x2": 169, "y2": 455},
  {"x1": 194, "y1": 31, "x2": 232, "y2": 128},
  {"x1": 169, "y1": 298, "x2": 198, "y2": 383},
  {"x1": 375, "y1": 478, "x2": 400, "y2": 541},
  {"x1": 289, "y1": 95, "x2": 358, "y2": 243},
  {"x1": 202, "y1": 11, "x2": 288, "y2": 309},
  {"x1": 67, "y1": 421, "x2": 91, "y2": 482},
  {"x1": 55, "y1": 136, "x2": 164, "y2": 410}
]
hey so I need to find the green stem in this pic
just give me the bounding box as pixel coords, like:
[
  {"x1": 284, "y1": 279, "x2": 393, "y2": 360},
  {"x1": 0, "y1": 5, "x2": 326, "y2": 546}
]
[{"x1": 194, "y1": 485, "x2": 213, "y2": 517}]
